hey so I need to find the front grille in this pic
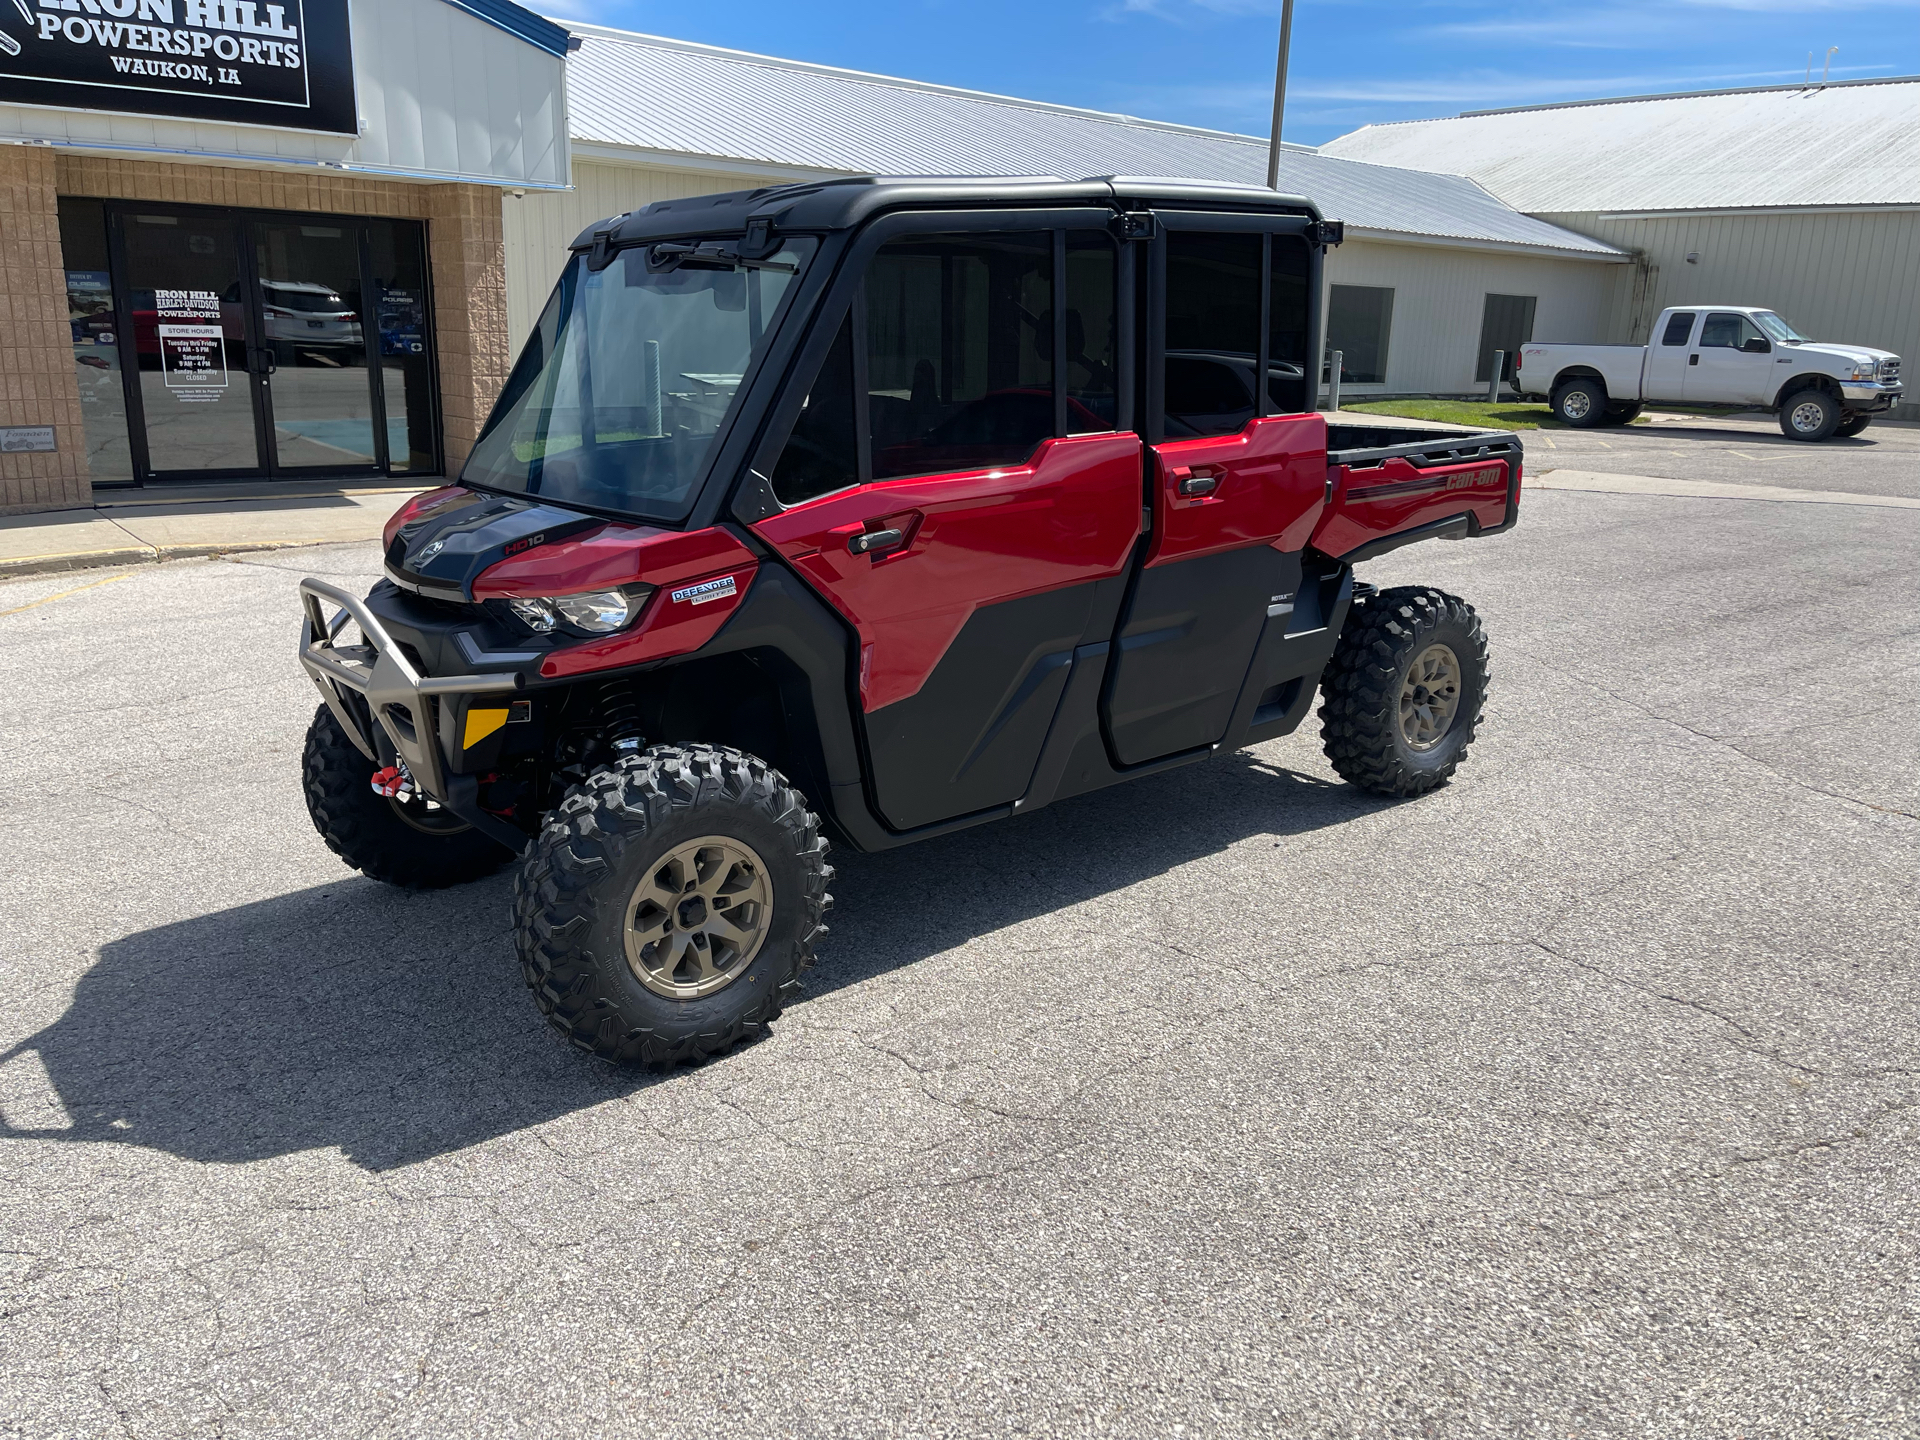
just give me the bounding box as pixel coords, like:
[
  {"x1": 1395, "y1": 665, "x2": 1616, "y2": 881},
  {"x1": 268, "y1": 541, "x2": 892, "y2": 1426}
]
[{"x1": 1880, "y1": 358, "x2": 1901, "y2": 383}]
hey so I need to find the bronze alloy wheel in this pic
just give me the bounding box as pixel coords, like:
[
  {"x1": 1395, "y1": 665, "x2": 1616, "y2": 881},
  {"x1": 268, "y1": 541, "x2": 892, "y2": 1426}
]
[
  {"x1": 624, "y1": 836, "x2": 774, "y2": 999},
  {"x1": 1399, "y1": 643, "x2": 1463, "y2": 752}
]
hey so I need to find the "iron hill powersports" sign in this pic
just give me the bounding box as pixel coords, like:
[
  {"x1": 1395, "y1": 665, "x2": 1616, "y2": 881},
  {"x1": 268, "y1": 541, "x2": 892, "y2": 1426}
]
[{"x1": 0, "y1": 0, "x2": 356, "y2": 133}]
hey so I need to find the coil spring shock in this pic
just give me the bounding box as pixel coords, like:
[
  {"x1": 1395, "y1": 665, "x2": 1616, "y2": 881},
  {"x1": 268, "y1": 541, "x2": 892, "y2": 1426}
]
[{"x1": 598, "y1": 678, "x2": 646, "y2": 757}]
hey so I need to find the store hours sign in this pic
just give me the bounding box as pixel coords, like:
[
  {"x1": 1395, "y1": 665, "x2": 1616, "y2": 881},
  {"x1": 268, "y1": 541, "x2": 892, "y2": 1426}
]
[{"x1": 0, "y1": 0, "x2": 356, "y2": 134}]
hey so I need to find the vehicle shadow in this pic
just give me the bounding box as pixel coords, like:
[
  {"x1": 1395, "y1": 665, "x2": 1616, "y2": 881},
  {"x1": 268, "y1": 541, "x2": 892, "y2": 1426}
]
[{"x1": 0, "y1": 751, "x2": 1391, "y2": 1173}]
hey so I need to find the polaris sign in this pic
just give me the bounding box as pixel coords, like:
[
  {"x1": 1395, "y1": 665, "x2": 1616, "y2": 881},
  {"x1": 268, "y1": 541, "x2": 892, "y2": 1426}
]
[{"x1": 0, "y1": 0, "x2": 356, "y2": 134}]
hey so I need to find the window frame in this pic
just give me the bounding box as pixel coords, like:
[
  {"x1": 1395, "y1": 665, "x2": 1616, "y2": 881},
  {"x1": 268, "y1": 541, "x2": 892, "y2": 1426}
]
[
  {"x1": 750, "y1": 206, "x2": 1130, "y2": 508},
  {"x1": 1145, "y1": 210, "x2": 1318, "y2": 444}
]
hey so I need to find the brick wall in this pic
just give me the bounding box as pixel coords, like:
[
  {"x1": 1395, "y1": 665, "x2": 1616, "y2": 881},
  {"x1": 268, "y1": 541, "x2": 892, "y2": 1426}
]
[
  {"x1": 0, "y1": 146, "x2": 90, "y2": 516},
  {"x1": 0, "y1": 156, "x2": 511, "y2": 514}
]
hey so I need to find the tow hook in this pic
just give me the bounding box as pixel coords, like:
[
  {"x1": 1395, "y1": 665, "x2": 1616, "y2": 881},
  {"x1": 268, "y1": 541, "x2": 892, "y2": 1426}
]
[{"x1": 371, "y1": 763, "x2": 417, "y2": 801}]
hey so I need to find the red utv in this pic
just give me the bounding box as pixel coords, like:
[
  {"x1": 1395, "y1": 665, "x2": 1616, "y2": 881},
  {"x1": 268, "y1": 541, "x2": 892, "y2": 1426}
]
[{"x1": 297, "y1": 177, "x2": 1521, "y2": 1066}]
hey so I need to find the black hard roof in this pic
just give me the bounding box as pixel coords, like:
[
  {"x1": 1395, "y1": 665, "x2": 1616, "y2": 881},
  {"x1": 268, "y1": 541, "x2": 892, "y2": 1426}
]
[{"x1": 569, "y1": 175, "x2": 1323, "y2": 252}]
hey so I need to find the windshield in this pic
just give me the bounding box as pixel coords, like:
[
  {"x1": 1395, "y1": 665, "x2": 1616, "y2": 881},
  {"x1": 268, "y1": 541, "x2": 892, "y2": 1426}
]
[
  {"x1": 462, "y1": 238, "x2": 816, "y2": 521},
  {"x1": 1752, "y1": 311, "x2": 1809, "y2": 344}
]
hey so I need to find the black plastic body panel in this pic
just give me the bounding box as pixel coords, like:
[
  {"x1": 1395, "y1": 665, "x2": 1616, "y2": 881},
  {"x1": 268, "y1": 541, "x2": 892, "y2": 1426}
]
[
  {"x1": 862, "y1": 585, "x2": 1094, "y2": 831},
  {"x1": 1103, "y1": 545, "x2": 1300, "y2": 767}
]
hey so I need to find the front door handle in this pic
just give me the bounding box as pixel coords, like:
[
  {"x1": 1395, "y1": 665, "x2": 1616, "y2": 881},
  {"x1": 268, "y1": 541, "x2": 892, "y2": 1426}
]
[{"x1": 849, "y1": 527, "x2": 905, "y2": 557}]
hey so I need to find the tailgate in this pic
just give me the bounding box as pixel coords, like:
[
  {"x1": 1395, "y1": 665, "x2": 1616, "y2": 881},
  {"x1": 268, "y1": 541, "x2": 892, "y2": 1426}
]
[{"x1": 1310, "y1": 425, "x2": 1522, "y2": 564}]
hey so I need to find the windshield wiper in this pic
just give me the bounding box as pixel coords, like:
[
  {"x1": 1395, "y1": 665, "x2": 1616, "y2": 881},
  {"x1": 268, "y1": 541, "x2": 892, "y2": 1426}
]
[{"x1": 649, "y1": 240, "x2": 797, "y2": 274}]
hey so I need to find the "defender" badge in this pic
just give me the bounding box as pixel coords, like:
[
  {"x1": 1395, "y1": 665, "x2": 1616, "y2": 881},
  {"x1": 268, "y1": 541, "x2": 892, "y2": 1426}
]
[{"x1": 670, "y1": 576, "x2": 738, "y2": 606}]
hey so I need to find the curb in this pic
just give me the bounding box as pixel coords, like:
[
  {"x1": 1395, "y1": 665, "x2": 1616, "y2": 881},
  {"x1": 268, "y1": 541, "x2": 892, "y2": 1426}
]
[{"x1": 0, "y1": 537, "x2": 370, "y2": 583}]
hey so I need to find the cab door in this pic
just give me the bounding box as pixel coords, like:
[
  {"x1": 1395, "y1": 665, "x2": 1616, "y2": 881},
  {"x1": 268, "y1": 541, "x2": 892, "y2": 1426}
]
[
  {"x1": 1644, "y1": 310, "x2": 1696, "y2": 401},
  {"x1": 752, "y1": 219, "x2": 1142, "y2": 832},
  {"x1": 1686, "y1": 311, "x2": 1775, "y2": 404},
  {"x1": 1100, "y1": 215, "x2": 1328, "y2": 768}
]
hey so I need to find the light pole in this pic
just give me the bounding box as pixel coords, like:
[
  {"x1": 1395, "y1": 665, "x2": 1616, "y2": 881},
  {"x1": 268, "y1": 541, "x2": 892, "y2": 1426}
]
[{"x1": 1265, "y1": 0, "x2": 1297, "y2": 190}]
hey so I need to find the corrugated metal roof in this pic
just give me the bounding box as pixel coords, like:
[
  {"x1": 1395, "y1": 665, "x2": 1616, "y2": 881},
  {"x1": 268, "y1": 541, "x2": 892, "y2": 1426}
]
[
  {"x1": 1319, "y1": 78, "x2": 1920, "y2": 214},
  {"x1": 559, "y1": 24, "x2": 1624, "y2": 259}
]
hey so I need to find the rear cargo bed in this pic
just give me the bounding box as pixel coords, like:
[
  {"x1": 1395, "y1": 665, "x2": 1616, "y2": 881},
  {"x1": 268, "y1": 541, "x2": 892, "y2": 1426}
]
[{"x1": 1311, "y1": 422, "x2": 1524, "y2": 564}]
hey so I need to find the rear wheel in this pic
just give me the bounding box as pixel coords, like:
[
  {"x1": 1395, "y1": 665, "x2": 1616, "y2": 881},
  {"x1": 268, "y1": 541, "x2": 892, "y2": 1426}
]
[
  {"x1": 1551, "y1": 379, "x2": 1609, "y2": 428},
  {"x1": 1602, "y1": 403, "x2": 1643, "y2": 426},
  {"x1": 302, "y1": 704, "x2": 514, "y2": 888},
  {"x1": 1779, "y1": 388, "x2": 1841, "y2": 441},
  {"x1": 1835, "y1": 412, "x2": 1873, "y2": 438},
  {"x1": 512, "y1": 744, "x2": 832, "y2": 1067},
  {"x1": 1319, "y1": 587, "x2": 1490, "y2": 797}
]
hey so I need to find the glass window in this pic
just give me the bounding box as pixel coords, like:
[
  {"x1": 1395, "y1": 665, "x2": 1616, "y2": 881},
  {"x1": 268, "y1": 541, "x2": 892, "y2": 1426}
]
[
  {"x1": 462, "y1": 239, "x2": 815, "y2": 520},
  {"x1": 1267, "y1": 235, "x2": 1311, "y2": 414},
  {"x1": 769, "y1": 314, "x2": 858, "y2": 506},
  {"x1": 865, "y1": 233, "x2": 1054, "y2": 481},
  {"x1": 1751, "y1": 311, "x2": 1808, "y2": 344},
  {"x1": 1163, "y1": 231, "x2": 1261, "y2": 437},
  {"x1": 57, "y1": 198, "x2": 134, "y2": 486},
  {"x1": 367, "y1": 220, "x2": 436, "y2": 473},
  {"x1": 1700, "y1": 312, "x2": 1767, "y2": 350},
  {"x1": 1065, "y1": 233, "x2": 1118, "y2": 433},
  {"x1": 1660, "y1": 312, "x2": 1696, "y2": 346},
  {"x1": 1327, "y1": 285, "x2": 1393, "y2": 386}
]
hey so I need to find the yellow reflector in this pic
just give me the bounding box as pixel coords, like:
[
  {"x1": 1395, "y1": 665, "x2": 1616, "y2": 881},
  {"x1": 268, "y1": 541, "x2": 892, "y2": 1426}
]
[{"x1": 463, "y1": 707, "x2": 510, "y2": 749}]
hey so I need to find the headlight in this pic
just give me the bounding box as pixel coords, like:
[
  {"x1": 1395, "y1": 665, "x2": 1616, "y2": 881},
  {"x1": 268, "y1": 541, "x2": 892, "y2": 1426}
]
[
  {"x1": 508, "y1": 588, "x2": 650, "y2": 636},
  {"x1": 1850, "y1": 362, "x2": 1878, "y2": 381}
]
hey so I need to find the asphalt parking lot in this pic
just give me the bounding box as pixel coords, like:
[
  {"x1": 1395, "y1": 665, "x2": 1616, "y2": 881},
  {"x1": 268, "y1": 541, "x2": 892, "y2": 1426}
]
[{"x1": 1, "y1": 422, "x2": 1914, "y2": 1438}]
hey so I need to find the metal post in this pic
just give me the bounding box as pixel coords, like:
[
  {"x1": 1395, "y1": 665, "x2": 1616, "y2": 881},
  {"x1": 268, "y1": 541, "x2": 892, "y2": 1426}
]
[
  {"x1": 1265, "y1": 0, "x2": 1297, "y2": 190},
  {"x1": 1488, "y1": 351, "x2": 1504, "y2": 405},
  {"x1": 1327, "y1": 350, "x2": 1343, "y2": 413}
]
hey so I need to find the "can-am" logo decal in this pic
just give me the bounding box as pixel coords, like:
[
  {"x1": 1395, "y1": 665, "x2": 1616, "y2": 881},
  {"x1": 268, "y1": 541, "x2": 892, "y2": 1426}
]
[
  {"x1": 1446, "y1": 465, "x2": 1507, "y2": 490},
  {"x1": 670, "y1": 576, "x2": 739, "y2": 606}
]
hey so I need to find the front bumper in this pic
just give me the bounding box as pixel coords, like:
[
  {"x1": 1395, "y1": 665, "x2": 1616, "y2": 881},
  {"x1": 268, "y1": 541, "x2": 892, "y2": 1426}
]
[
  {"x1": 1840, "y1": 380, "x2": 1904, "y2": 409},
  {"x1": 298, "y1": 577, "x2": 528, "y2": 848}
]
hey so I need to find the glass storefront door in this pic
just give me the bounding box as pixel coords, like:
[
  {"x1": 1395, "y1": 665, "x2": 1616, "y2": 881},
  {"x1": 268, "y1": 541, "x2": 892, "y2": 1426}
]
[{"x1": 71, "y1": 201, "x2": 441, "y2": 484}]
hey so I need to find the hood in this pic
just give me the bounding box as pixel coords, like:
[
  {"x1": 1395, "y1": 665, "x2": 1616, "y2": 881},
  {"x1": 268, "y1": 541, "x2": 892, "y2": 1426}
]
[
  {"x1": 384, "y1": 489, "x2": 605, "y2": 602},
  {"x1": 1787, "y1": 341, "x2": 1900, "y2": 367}
]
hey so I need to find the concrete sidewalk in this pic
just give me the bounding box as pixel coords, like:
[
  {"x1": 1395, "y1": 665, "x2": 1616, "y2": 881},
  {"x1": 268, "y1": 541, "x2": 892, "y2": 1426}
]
[{"x1": 0, "y1": 481, "x2": 432, "y2": 580}]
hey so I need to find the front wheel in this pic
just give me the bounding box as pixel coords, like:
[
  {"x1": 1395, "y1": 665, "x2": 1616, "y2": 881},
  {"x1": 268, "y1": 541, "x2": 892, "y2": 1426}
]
[
  {"x1": 1779, "y1": 388, "x2": 1841, "y2": 441},
  {"x1": 512, "y1": 745, "x2": 832, "y2": 1067},
  {"x1": 1551, "y1": 379, "x2": 1610, "y2": 428},
  {"x1": 302, "y1": 704, "x2": 515, "y2": 888},
  {"x1": 1835, "y1": 413, "x2": 1873, "y2": 438},
  {"x1": 1319, "y1": 587, "x2": 1490, "y2": 797}
]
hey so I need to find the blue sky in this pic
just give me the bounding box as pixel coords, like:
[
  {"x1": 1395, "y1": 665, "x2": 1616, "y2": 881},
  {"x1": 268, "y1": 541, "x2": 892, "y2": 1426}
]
[{"x1": 540, "y1": 0, "x2": 1920, "y2": 146}]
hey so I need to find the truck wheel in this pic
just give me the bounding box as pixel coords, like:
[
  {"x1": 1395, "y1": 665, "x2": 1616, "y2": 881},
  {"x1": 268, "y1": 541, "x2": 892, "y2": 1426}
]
[
  {"x1": 1835, "y1": 413, "x2": 1873, "y2": 438},
  {"x1": 512, "y1": 745, "x2": 832, "y2": 1068},
  {"x1": 1550, "y1": 379, "x2": 1609, "y2": 428},
  {"x1": 1602, "y1": 403, "x2": 1643, "y2": 426},
  {"x1": 301, "y1": 703, "x2": 515, "y2": 888},
  {"x1": 1779, "y1": 388, "x2": 1841, "y2": 441},
  {"x1": 1318, "y1": 587, "x2": 1489, "y2": 798}
]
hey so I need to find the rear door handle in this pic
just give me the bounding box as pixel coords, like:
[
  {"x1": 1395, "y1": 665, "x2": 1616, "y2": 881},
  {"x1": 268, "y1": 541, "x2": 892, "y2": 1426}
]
[
  {"x1": 1171, "y1": 464, "x2": 1220, "y2": 496},
  {"x1": 848, "y1": 527, "x2": 905, "y2": 556},
  {"x1": 1689, "y1": 354, "x2": 1700, "y2": 366}
]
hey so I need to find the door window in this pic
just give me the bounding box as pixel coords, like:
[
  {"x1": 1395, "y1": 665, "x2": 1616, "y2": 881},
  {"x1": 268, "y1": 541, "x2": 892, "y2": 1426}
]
[
  {"x1": 1661, "y1": 312, "x2": 1696, "y2": 346},
  {"x1": 1065, "y1": 234, "x2": 1119, "y2": 433},
  {"x1": 1327, "y1": 285, "x2": 1393, "y2": 385},
  {"x1": 1163, "y1": 231, "x2": 1262, "y2": 437},
  {"x1": 1700, "y1": 313, "x2": 1769, "y2": 352},
  {"x1": 864, "y1": 233, "x2": 1055, "y2": 480},
  {"x1": 120, "y1": 212, "x2": 261, "y2": 475},
  {"x1": 1476, "y1": 293, "x2": 1537, "y2": 383},
  {"x1": 253, "y1": 221, "x2": 376, "y2": 468},
  {"x1": 768, "y1": 314, "x2": 859, "y2": 506},
  {"x1": 1268, "y1": 236, "x2": 1311, "y2": 414}
]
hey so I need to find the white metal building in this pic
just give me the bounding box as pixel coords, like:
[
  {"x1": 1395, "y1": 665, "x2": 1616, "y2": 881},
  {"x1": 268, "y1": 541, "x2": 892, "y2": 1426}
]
[
  {"x1": 501, "y1": 24, "x2": 1630, "y2": 403},
  {"x1": 1320, "y1": 78, "x2": 1920, "y2": 418}
]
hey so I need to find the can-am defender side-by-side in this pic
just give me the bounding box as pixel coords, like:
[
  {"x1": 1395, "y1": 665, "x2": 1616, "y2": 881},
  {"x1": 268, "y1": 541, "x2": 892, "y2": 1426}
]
[{"x1": 297, "y1": 177, "x2": 1521, "y2": 1066}]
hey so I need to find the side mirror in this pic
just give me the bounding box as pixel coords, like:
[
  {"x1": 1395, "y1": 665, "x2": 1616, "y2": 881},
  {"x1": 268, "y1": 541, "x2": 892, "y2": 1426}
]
[{"x1": 1742, "y1": 336, "x2": 1770, "y2": 354}]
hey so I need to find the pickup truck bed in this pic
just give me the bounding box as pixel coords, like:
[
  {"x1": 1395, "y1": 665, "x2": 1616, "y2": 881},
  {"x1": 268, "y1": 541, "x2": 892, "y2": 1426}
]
[{"x1": 1316, "y1": 421, "x2": 1523, "y2": 564}]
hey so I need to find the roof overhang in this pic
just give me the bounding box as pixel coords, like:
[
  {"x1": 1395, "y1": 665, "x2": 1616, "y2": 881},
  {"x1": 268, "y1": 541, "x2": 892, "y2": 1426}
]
[{"x1": 1340, "y1": 225, "x2": 1629, "y2": 262}]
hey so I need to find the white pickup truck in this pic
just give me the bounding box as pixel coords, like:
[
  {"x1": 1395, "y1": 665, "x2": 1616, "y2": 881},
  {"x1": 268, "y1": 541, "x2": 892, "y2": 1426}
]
[{"x1": 1515, "y1": 306, "x2": 1904, "y2": 441}]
